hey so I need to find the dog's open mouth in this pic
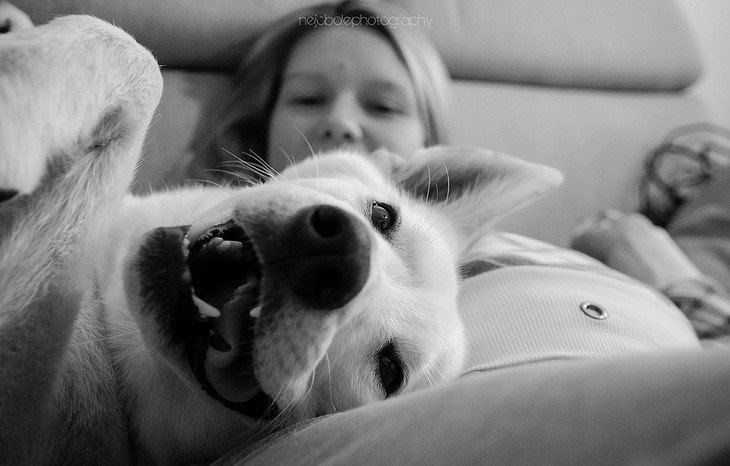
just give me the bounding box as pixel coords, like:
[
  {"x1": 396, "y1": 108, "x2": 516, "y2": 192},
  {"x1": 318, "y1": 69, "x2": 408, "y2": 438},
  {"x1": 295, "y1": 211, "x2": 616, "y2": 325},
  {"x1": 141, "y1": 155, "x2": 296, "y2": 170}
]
[
  {"x1": 136, "y1": 220, "x2": 277, "y2": 419},
  {"x1": 185, "y1": 219, "x2": 279, "y2": 419},
  {"x1": 187, "y1": 219, "x2": 262, "y2": 330}
]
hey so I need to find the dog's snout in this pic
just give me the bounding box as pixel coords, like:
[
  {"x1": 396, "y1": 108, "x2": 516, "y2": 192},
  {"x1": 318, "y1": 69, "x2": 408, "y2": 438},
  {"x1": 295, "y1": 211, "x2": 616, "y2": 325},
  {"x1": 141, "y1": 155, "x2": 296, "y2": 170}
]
[
  {"x1": 279, "y1": 205, "x2": 371, "y2": 310},
  {"x1": 309, "y1": 204, "x2": 352, "y2": 245}
]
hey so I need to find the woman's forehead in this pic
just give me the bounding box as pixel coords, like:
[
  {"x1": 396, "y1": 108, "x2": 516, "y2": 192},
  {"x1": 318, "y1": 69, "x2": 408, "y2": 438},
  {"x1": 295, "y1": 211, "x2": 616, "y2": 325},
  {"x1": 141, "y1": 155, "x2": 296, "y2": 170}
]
[{"x1": 282, "y1": 26, "x2": 413, "y2": 89}]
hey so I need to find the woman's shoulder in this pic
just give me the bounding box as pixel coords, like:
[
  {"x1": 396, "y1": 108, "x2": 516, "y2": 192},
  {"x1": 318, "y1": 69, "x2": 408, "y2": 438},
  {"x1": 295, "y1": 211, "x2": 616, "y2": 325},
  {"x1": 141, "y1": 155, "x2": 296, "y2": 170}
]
[{"x1": 461, "y1": 231, "x2": 612, "y2": 278}]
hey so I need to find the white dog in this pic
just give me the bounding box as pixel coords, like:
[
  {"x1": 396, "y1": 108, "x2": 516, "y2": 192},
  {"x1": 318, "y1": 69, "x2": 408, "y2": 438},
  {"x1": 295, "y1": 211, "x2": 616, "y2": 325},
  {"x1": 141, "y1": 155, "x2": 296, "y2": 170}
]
[{"x1": 0, "y1": 14, "x2": 562, "y2": 464}]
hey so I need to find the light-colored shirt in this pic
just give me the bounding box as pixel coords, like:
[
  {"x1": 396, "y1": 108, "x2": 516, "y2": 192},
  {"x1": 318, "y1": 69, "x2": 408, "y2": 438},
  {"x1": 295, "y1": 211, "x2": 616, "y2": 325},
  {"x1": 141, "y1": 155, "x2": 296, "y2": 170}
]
[{"x1": 459, "y1": 232, "x2": 701, "y2": 375}]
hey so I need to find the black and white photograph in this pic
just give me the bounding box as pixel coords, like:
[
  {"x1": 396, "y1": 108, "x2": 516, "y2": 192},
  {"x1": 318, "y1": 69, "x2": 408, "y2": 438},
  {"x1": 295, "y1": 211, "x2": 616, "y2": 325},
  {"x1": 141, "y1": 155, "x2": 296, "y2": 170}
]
[{"x1": 1, "y1": 0, "x2": 729, "y2": 463}]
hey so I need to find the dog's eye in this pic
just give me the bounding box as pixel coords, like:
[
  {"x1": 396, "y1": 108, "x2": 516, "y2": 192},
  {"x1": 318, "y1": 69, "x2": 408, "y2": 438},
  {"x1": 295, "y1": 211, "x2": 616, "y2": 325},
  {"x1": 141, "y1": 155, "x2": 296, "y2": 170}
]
[
  {"x1": 0, "y1": 189, "x2": 19, "y2": 203},
  {"x1": 377, "y1": 342, "x2": 404, "y2": 397},
  {"x1": 370, "y1": 202, "x2": 396, "y2": 233}
]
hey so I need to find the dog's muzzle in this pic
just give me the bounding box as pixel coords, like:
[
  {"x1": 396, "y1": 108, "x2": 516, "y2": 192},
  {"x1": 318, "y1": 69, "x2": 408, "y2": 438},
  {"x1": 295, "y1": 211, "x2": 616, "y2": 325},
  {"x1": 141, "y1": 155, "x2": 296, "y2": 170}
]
[
  {"x1": 267, "y1": 204, "x2": 371, "y2": 311},
  {"x1": 137, "y1": 204, "x2": 371, "y2": 419}
]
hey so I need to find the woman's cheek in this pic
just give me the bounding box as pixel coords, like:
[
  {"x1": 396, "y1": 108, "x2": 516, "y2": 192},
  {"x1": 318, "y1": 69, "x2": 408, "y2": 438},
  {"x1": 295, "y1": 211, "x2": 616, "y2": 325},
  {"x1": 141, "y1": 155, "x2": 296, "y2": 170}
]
[{"x1": 384, "y1": 120, "x2": 426, "y2": 158}]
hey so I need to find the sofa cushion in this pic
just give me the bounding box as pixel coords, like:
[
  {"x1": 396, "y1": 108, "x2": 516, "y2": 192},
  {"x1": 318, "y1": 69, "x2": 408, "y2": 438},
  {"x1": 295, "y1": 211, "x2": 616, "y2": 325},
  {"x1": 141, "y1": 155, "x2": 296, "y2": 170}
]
[{"x1": 407, "y1": 0, "x2": 702, "y2": 90}]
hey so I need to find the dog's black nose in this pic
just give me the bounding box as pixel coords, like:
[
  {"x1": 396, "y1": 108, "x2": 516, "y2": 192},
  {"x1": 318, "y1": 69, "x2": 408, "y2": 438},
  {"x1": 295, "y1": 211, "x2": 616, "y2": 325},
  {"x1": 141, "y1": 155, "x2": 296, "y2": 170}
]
[
  {"x1": 278, "y1": 205, "x2": 371, "y2": 310},
  {"x1": 0, "y1": 189, "x2": 19, "y2": 203}
]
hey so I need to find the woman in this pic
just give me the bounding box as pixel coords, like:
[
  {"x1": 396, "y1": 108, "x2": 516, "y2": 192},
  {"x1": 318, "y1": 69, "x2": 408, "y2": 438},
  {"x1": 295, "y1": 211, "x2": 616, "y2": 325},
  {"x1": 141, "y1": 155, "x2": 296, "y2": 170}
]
[{"x1": 190, "y1": 0, "x2": 451, "y2": 181}]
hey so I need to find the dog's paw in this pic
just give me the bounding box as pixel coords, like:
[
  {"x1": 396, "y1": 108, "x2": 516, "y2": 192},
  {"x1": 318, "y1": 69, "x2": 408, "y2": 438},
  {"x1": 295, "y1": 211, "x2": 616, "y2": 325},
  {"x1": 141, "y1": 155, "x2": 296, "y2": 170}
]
[
  {"x1": 0, "y1": 15, "x2": 162, "y2": 196},
  {"x1": 0, "y1": 2, "x2": 33, "y2": 34}
]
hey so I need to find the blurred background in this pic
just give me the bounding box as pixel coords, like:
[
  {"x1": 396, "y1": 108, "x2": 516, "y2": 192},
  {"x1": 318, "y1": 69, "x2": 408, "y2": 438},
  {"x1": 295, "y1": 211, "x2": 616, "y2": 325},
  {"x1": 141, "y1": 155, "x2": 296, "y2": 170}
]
[{"x1": 676, "y1": 0, "x2": 730, "y2": 128}]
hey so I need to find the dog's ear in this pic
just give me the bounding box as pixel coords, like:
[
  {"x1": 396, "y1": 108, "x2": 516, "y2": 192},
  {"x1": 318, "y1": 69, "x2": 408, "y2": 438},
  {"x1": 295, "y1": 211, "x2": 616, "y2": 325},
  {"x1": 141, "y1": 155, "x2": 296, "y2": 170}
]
[
  {"x1": 394, "y1": 146, "x2": 563, "y2": 239},
  {"x1": 369, "y1": 148, "x2": 407, "y2": 174}
]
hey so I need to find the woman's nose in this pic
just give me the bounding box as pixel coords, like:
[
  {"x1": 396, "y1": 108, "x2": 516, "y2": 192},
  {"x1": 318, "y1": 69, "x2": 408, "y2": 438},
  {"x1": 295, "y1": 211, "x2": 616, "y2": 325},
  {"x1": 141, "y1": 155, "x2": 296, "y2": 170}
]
[{"x1": 317, "y1": 99, "x2": 363, "y2": 146}]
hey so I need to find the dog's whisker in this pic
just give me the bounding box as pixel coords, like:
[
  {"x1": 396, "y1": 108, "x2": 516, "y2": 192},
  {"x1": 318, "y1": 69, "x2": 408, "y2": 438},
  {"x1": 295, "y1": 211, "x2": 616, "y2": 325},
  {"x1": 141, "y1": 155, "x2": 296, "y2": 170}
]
[
  {"x1": 217, "y1": 161, "x2": 269, "y2": 181},
  {"x1": 218, "y1": 149, "x2": 267, "y2": 178},
  {"x1": 240, "y1": 149, "x2": 280, "y2": 179},
  {"x1": 264, "y1": 382, "x2": 307, "y2": 433},
  {"x1": 265, "y1": 380, "x2": 297, "y2": 428},
  {"x1": 425, "y1": 163, "x2": 433, "y2": 202},
  {"x1": 439, "y1": 156, "x2": 451, "y2": 206},
  {"x1": 323, "y1": 352, "x2": 338, "y2": 414},
  {"x1": 236, "y1": 150, "x2": 279, "y2": 176},
  {"x1": 238, "y1": 156, "x2": 278, "y2": 182},
  {"x1": 219, "y1": 148, "x2": 276, "y2": 182},
  {"x1": 300, "y1": 368, "x2": 318, "y2": 413},
  {"x1": 314, "y1": 154, "x2": 321, "y2": 182},
  {"x1": 206, "y1": 168, "x2": 259, "y2": 186},
  {"x1": 189, "y1": 177, "x2": 226, "y2": 188},
  {"x1": 282, "y1": 147, "x2": 298, "y2": 168},
  {"x1": 276, "y1": 146, "x2": 302, "y2": 181},
  {"x1": 295, "y1": 125, "x2": 316, "y2": 161}
]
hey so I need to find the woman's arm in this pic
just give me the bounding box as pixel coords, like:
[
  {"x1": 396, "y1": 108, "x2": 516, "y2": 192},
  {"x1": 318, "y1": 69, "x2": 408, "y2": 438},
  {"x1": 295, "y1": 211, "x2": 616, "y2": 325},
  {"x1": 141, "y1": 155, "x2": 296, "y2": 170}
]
[{"x1": 571, "y1": 210, "x2": 730, "y2": 338}]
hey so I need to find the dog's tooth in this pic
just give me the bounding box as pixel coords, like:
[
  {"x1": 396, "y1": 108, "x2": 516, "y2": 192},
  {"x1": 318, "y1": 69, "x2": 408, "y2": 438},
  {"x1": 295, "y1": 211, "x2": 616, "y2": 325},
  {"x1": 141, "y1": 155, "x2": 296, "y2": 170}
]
[
  {"x1": 249, "y1": 305, "x2": 262, "y2": 319},
  {"x1": 209, "y1": 237, "x2": 224, "y2": 247},
  {"x1": 182, "y1": 236, "x2": 191, "y2": 259},
  {"x1": 192, "y1": 295, "x2": 221, "y2": 318}
]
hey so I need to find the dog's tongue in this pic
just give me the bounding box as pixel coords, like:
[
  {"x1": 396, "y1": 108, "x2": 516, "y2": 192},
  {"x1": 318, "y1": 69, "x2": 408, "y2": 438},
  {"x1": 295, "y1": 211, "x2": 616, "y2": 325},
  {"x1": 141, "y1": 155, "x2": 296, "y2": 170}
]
[
  {"x1": 216, "y1": 277, "x2": 259, "y2": 346},
  {"x1": 203, "y1": 278, "x2": 262, "y2": 401}
]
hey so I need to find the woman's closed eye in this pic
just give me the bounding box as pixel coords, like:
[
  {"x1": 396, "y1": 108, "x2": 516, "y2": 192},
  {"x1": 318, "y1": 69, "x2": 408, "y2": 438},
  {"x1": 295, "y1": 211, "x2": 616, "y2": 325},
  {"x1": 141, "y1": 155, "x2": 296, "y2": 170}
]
[
  {"x1": 361, "y1": 87, "x2": 414, "y2": 118},
  {"x1": 289, "y1": 94, "x2": 327, "y2": 107},
  {"x1": 360, "y1": 79, "x2": 415, "y2": 117},
  {"x1": 365, "y1": 98, "x2": 405, "y2": 116}
]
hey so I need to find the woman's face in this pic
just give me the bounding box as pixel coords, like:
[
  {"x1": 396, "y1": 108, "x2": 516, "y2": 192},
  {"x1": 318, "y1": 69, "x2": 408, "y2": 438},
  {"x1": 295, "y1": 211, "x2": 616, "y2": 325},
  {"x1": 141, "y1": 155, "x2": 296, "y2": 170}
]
[{"x1": 267, "y1": 26, "x2": 426, "y2": 171}]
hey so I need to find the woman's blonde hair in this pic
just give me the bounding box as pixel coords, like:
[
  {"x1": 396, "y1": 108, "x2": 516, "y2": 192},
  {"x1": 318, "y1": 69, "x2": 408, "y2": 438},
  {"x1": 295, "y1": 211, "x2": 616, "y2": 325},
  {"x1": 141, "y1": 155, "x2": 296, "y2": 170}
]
[{"x1": 190, "y1": 0, "x2": 451, "y2": 182}]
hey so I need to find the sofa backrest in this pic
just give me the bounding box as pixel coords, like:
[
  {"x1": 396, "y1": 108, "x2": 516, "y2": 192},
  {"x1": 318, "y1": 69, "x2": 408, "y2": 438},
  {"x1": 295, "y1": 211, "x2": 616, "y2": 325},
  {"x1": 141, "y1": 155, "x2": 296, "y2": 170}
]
[{"x1": 16, "y1": 0, "x2": 707, "y2": 245}]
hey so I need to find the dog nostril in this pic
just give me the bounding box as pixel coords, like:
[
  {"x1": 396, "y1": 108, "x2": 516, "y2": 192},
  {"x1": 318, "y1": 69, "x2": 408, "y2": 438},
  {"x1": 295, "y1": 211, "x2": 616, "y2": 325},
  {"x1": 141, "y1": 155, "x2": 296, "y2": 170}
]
[
  {"x1": 314, "y1": 266, "x2": 344, "y2": 305},
  {"x1": 0, "y1": 189, "x2": 19, "y2": 203},
  {"x1": 275, "y1": 204, "x2": 371, "y2": 310},
  {"x1": 310, "y1": 205, "x2": 344, "y2": 238}
]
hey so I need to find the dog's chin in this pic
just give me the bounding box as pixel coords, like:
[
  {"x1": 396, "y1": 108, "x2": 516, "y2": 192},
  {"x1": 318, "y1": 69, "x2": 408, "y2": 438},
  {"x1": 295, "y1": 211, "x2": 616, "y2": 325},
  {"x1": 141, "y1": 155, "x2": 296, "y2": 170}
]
[{"x1": 133, "y1": 222, "x2": 277, "y2": 419}]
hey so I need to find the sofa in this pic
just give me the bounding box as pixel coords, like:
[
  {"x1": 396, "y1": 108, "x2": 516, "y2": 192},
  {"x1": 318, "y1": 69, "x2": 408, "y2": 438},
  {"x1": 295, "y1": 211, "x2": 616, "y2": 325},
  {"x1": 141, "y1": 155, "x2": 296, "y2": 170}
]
[
  {"x1": 16, "y1": 0, "x2": 711, "y2": 248},
  {"x1": 13, "y1": 0, "x2": 730, "y2": 463}
]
